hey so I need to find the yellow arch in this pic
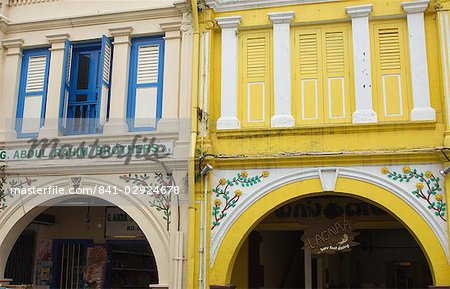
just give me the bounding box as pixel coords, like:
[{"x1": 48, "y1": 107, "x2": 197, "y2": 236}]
[{"x1": 210, "y1": 177, "x2": 450, "y2": 285}]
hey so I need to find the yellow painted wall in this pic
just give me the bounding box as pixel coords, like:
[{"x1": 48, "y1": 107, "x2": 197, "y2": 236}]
[{"x1": 192, "y1": 2, "x2": 450, "y2": 289}]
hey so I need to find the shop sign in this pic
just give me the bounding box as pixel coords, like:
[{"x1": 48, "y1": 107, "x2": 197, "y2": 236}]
[
  {"x1": 267, "y1": 199, "x2": 390, "y2": 222},
  {"x1": 1, "y1": 136, "x2": 173, "y2": 163},
  {"x1": 301, "y1": 220, "x2": 359, "y2": 254},
  {"x1": 105, "y1": 207, "x2": 144, "y2": 238}
]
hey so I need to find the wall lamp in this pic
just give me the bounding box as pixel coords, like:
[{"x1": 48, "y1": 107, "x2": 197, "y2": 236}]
[{"x1": 201, "y1": 164, "x2": 213, "y2": 176}]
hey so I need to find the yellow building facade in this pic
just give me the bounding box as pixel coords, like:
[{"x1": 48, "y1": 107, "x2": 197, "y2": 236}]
[{"x1": 189, "y1": 0, "x2": 450, "y2": 288}]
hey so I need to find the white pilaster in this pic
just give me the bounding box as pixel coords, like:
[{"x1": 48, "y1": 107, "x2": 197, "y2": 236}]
[
  {"x1": 176, "y1": 4, "x2": 193, "y2": 143},
  {"x1": 0, "y1": 38, "x2": 23, "y2": 141},
  {"x1": 39, "y1": 33, "x2": 69, "y2": 138},
  {"x1": 216, "y1": 16, "x2": 241, "y2": 130},
  {"x1": 268, "y1": 11, "x2": 295, "y2": 128},
  {"x1": 402, "y1": 0, "x2": 436, "y2": 121},
  {"x1": 103, "y1": 26, "x2": 133, "y2": 134},
  {"x1": 159, "y1": 22, "x2": 181, "y2": 132},
  {"x1": 346, "y1": 5, "x2": 377, "y2": 124}
]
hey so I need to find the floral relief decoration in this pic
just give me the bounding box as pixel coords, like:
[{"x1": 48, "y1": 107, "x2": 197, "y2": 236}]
[
  {"x1": 119, "y1": 172, "x2": 175, "y2": 230},
  {"x1": 381, "y1": 166, "x2": 446, "y2": 222},
  {"x1": 0, "y1": 177, "x2": 38, "y2": 212},
  {"x1": 212, "y1": 170, "x2": 270, "y2": 230}
]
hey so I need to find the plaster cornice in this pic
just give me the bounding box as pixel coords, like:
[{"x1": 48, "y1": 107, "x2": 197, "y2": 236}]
[
  {"x1": 402, "y1": 0, "x2": 430, "y2": 13},
  {"x1": 206, "y1": 0, "x2": 340, "y2": 12},
  {"x1": 268, "y1": 11, "x2": 295, "y2": 24},
  {"x1": 345, "y1": 4, "x2": 373, "y2": 18},
  {"x1": 46, "y1": 33, "x2": 69, "y2": 44},
  {"x1": 4, "y1": 7, "x2": 182, "y2": 34},
  {"x1": 109, "y1": 26, "x2": 133, "y2": 37},
  {"x1": 1, "y1": 37, "x2": 22, "y2": 48}
]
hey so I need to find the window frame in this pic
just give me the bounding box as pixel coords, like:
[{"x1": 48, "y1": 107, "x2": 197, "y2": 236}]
[
  {"x1": 127, "y1": 36, "x2": 165, "y2": 132},
  {"x1": 16, "y1": 47, "x2": 51, "y2": 138}
]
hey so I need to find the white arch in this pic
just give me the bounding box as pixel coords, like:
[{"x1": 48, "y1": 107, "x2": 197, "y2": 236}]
[
  {"x1": 0, "y1": 176, "x2": 170, "y2": 285},
  {"x1": 210, "y1": 167, "x2": 449, "y2": 265}
]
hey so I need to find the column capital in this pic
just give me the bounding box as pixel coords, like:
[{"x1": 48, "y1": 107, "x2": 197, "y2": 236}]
[
  {"x1": 216, "y1": 16, "x2": 241, "y2": 29},
  {"x1": 1, "y1": 38, "x2": 23, "y2": 49},
  {"x1": 160, "y1": 21, "x2": 181, "y2": 32},
  {"x1": 345, "y1": 4, "x2": 373, "y2": 18},
  {"x1": 402, "y1": 0, "x2": 430, "y2": 14},
  {"x1": 268, "y1": 11, "x2": 295, "y2": 24},
  {"x1": 46, "y1": 33, "x2": 69, "y2": 44},
  {"x1": 109, "y1": 26, "x2": 133, "y2": 37}
]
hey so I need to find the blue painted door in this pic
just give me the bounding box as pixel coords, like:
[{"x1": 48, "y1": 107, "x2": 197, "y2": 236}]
[{"x1": 67, "y1": 47, "x2": 101, "y2": 134}]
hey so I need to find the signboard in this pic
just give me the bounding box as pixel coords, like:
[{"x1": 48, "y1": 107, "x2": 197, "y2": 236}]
[
  {"x1": 301, "y1": 220, "x2": 359, "y2": 254},
  {"x1": 264, "y1": 198, "x2": 391, "y2": 223},
  {"x1": 1, "y1": 138, "x2": 173, "y2": 162},
  {"x1": 105, "y1": 207, "x2": 145, "y2": 238}
]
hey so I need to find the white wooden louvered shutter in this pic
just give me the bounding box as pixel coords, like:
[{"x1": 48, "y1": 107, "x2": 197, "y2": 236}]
[
  {"x1": 20, "y1": 52, "x2": 49, "y2": 134},
  {"x1": 97, "y1": 35, "x2": 113, "y2": 126},
  {"x1": 133, "y1": 43, "x2": 161, "y2": 129}
]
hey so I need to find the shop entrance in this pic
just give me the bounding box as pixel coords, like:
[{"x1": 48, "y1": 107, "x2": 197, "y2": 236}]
[
  {"x1": 231, "y1": 196, "x2": 433, "y2": 289},
  {"x1": 4, "y1": 198, "x2": 158, "y2": 289}
]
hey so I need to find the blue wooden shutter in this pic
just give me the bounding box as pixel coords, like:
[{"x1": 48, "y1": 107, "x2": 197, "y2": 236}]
[
  {"x1": 128, "y1": 37, "x2": 164, "y2": 131},
  {"x1": 16, "y1": 49, "x2": 50, "y2": 137},
  {"x1": 97, "y1": 35, "x2": 113, "y2": 127},
  {"x1": 59, "y1": 39, "x2": 73, "y2": 131}
]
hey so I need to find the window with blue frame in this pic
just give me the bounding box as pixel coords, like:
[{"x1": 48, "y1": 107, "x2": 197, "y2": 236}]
[
  {"x1": 60, "y1": 36, "x2": 112, "y2": 135},
  {"x1": 16, "y1": 48, "x2": 50, "y2": 138},
  {"x1": 127, "y1": 36, "x2": 165, "y2": 131}
]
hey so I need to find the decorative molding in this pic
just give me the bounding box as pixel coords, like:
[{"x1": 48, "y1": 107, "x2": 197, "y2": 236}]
[
  {"x1": 268, "y1": 11, "x2": 295, "y2": 24},
  {"x1": 5, "y1": 7, "x2": 181, "y2": 34},
  {"x1": 318, "y1": 168, "x2": 339, "y2": 192},
  {"x1": 211, "y1": 170, "x2": 269, "y2": 230},
  {"x1": 381, "y1": 166, "x2": 446, "y2": 221},
  {"x1": 345, "y1": 4, "x2": 373, "y2": 18},
  {"x1": 160, "y1": 21, "x2": 182, "y2": 32},
  {"x1": 46, "y1": 33, "x2": 69, "y2": 44},
  {"x1": 108, "y1": 26, "x2": 133, "y2": 37},
  {"x1": 209, "y1": 166, "x2": 448, "y2": 265},
  {"x1": 402, "y1": 0, "x2": 430, "y2": 14},
  {"x1": 7, "y1": 0, "x2": 59, "y2": 6},
  {"x1": 0, "y1": 176, "x2": 37, "y2": 213},
  {"x1": 215, "y1": 16, "x2": 241, "y2": 28},
  {"x1": 1, "y1": 37, "x2": 23, "y2": 49},
  {"x1": 206, "y1": 0, "x2": 340, "y2": 12},
  {"x1": 119, "y1": 172, "x2": 177, "y2": 231}
]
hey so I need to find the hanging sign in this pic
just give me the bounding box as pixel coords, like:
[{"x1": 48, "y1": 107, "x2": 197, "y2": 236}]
[
  {"x1": 301, "y1": 220, "x2": 359, "y2": 254},
  {"x1": 105, "y1": 207, "x2": 145, "y2": 238}
]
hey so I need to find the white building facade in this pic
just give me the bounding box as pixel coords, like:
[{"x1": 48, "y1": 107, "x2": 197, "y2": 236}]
[{"x1": 0, "y1": 0, "x2": 193, "y2": 288}]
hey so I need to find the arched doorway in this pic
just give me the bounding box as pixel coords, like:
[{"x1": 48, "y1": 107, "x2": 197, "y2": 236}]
[
  {"x1": 231, "y1": 195, "x2": 432, "y2": 289},
  {"x1": 0, "y1": 178, "x2": 171, "y2": 288},
  {"x1": 210, "y1": 176, "x2": 450, "y2": 286},
  {"x1": 4, "y1": 198, "x2": 158, "y2": 289}
]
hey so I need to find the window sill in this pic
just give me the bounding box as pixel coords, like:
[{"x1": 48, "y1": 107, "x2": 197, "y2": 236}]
[{"x1": 213, "y1": 120, "x2": 438, "y2": 138}]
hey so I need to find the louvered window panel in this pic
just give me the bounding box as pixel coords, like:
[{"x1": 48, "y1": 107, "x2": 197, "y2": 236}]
[
  {"x1": 378, "y1": 28, "x2": 401, "y2": 71},
  {"x1": 246, "y1": 37, "x2": 266, "y2": 80},
  {"x1": 66, "y1": 45, "x2": 72, "y2": 83},
  {"x1": 299, "y1": 33, "x2": 319, "y2": 75},
  {"x1": 102, "y1": 42, "x2": 112, "y2": 84},
  {"x1": 325, "y1": 31, "x2": 345, "y2": 73},
  {"x1": 25, "y1": 56, "x2": 47, "y2": 93},
  {"x1": 137, "y1": 45, "x2": 160, "y2": 84}
]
